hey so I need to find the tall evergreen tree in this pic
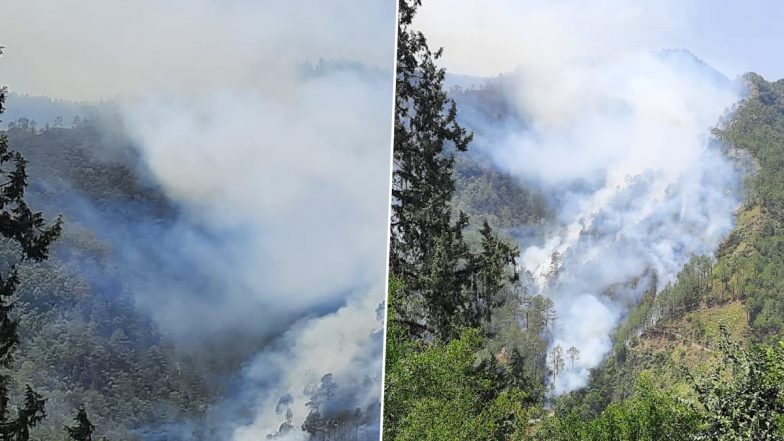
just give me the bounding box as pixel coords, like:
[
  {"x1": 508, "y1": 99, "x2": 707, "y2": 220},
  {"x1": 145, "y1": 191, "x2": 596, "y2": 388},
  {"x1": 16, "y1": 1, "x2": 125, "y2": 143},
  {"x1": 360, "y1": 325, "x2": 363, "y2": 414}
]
[
  {"x1": 468, "y1": 220, "x2": 519, "y2": 326},
  {"x1": 391, "y1": 0, "x2": 486, "y2": 340},
  {"x1": 65, "y1": 407, "x2": 95, "y2": 441},
  {"x1": 0, "y1": 68, "x2": 63, "y2": 440}
]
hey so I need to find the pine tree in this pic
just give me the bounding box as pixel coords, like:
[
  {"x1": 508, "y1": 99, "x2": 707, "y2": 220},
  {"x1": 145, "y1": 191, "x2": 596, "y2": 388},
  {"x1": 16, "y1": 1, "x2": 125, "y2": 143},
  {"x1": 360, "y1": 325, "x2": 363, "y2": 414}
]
[
  {"x1": 0, "y1": 65, "x2": 62, "y2": 441},
  {"x1": 549, "y1": 345, "x2": 565, "y2": 382},
  {"x1": 468, "y1": 220, "x2": 519, "y2": 326},
  {"x1": 65, "y1": 407, "x2": 95, "y2": 441},
  {"x1": 566, "y1": 346, "x2": 580, "y2": 369},
  {"x1": 301, "y1": 410, "x2": 324, "y2": 441},
  {"x1": 390, "y1": 0, "x2": 482, "y2": 340},
  {"x1": 507, "y1": 347, "x2": 541, "y2": 404},
  {"x1": 319, "y1": 373, "x2": 337, "y2": 403}
]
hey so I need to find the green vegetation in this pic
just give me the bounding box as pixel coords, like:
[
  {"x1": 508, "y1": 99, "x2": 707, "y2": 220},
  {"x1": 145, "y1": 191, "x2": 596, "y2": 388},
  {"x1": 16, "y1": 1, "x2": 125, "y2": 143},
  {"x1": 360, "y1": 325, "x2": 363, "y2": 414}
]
[
  {"x1": 385, "y1": 1, "x2": 550, "y2": 439},
  {"x1": 0, "y1": 84, "x2": 64, "y2": 440},
  {"x1": 0, "y1": 105, "x2": 214, "y2": 439},
  {"x1": 65, "y1": 408, "x2": 96, "y2": 441},
  {"x1": 385, "y1": 277, "x2": 537, "y2": 441},
  {"x1": 541, "y1": 329, "x2": 784, "y2": 441},
  {"x1": 384, "y1": 0, "x2": 784, "y2": 438},
  {"x1": 2, "y1": 124, "x2": 213, "y2": 440},
  {"x1": 539, "y1": 75, "x2": 784, "y2": 440},
  {"x1": 538, "y1": 376, "x2": 702, "y2": 441},
  {"x1": 713, "y1": 74, "x2": 784, "y2": 343}
]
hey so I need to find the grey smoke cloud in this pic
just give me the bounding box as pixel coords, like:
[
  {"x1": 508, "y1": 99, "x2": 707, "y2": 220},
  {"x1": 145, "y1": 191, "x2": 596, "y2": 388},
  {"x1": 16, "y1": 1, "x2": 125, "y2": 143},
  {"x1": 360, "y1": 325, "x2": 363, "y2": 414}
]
[
  {"x1": 1, "y1": 0, "x2": 394, "y2": 437},
  {"x1": 439, "y1": 0, "x2": 744, "y2": 394}
]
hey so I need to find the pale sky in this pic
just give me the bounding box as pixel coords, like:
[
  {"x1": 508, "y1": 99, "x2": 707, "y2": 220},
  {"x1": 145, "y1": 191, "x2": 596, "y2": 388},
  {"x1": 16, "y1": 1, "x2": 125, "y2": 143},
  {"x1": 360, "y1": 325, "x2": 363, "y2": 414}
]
[
  {"x1": 683, "y1": 0, "x2": 784, "y2": 80},
  {"x1": 0, "y1": 0, "x2": 395, "y2": 101},
  {"x1": 416, "y1": 0, "x2": 784, "y2": 81},
  {"x1": 2, "y1": 1, "x2": 781, "y2": 98}
]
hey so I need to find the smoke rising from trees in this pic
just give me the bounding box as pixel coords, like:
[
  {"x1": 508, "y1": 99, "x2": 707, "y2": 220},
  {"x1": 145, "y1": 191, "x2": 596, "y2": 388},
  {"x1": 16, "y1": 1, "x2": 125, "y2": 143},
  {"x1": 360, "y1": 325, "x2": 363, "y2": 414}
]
[{"x1": 429, "y1": 0, "x2": 745, "y2": 394}]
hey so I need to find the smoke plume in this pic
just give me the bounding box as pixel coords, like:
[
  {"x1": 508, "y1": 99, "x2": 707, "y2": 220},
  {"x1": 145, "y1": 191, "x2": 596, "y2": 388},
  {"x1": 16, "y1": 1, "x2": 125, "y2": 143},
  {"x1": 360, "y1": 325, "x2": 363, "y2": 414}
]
[
  {"x1": 2, "y1": 0, "x2": 394, "y2": 437},
  {"x1": 421, "y1": 0, "x2": 744, "y2": 394}
]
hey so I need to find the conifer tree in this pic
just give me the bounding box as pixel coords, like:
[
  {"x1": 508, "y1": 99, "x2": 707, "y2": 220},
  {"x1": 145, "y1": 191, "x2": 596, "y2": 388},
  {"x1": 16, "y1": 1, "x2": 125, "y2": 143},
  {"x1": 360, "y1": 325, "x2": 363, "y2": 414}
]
[
  {"x1": 0, "y1": 62, "x2": 63, "y2": 441},
  {"x1": 549, "y1": 345, "x2": 565, "y2": 382},
  {"x1": 566, "y1": 346, "x2": 580, "y2": 369},
  {"x1": 468, "y1": 220, "x2": 519, "y2": 326},
  {"x1": 65, "y1": 407, "x2": 95, "y2": 441},
  {"x1": 390, "y1": 0, "x2": 493, "y2": 340}
]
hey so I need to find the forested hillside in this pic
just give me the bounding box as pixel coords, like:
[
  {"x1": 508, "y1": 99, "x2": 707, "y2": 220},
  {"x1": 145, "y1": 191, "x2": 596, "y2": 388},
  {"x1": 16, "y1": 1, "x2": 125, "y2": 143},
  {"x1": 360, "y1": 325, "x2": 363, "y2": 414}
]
[
  {"x1": 545, "y1": 73, "x2": 784, "y2": 437},
  {"x1": 446, "y1": 77, "x2": 551, "y2": 231},
  {"x1": 2, "y1": 104, "x2": 384, "y2": 441},
  {"x1": 0, "y1": 121, "x2": 215, "y2": 440},
  {"x1": 384, "y1": 0, "x2": 784, "y2": 439}
]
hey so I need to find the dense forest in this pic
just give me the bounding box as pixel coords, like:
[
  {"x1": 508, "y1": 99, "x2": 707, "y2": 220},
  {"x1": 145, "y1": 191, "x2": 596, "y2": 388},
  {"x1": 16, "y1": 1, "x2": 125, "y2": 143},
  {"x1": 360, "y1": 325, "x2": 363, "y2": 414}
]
[
  {"x1": 384, "y1": 0, "x2": 784, "y2": 440},
  {"x1": 0, "y1": 93, "x2": 215, "y2": 440},
  {"x1": 0, "y1": 98, "x2": 381, "y2": 440}
]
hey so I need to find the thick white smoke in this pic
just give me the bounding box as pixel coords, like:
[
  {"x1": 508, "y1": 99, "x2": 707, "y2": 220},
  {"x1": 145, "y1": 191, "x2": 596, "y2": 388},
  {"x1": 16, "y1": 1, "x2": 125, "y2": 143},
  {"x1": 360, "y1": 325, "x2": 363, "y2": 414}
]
[
  {"x1": 121, "y1": 68, "x2": 392, "y2": 339},
  {"x1": 231, "y1": 287, "x2": 384, "y2": 441},
  {"x1": 502, "y1": 50, "x2": 742, "y2": 394},
  {"x1": 2, "y1": 0, "x2": 394, "y2": 436},
  {"x1": 417, "y1": 0, "x2": 744, "y2": 394},
  {"x1": 119, "y1": 66, "x2": 393, "y2": 435}
]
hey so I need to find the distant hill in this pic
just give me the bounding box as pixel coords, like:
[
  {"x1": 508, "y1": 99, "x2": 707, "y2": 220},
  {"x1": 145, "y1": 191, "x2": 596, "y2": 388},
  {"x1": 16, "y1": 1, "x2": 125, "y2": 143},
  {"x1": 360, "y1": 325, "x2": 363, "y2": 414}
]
[{"x1": 2, "y1": 92, "x2": 105, "y2": 128}]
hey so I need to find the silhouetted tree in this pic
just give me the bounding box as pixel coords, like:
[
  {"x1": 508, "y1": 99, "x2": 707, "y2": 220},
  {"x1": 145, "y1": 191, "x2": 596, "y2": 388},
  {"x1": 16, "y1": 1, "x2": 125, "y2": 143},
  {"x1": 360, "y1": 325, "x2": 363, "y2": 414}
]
[
  {"x1": 550, "y1": 345, "x2": 565, "y2": 382},
  {"x1": 468, "y1": 220, "x2": 519, "y2": 325},
  {"x1": 566, "y1": 346, "x2": 580, "y2": 369},
  {"x1": 0, "y1": 72, "x2": 62, "y2": 440},
  {"x1": 65, "y1": 407, "x2": 95, "y2": 441}
]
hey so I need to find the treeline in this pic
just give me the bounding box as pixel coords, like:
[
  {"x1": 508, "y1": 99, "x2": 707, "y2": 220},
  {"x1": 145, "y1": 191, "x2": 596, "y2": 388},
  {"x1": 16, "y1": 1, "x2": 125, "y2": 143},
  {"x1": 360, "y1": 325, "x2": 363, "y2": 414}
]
[
  {"x1": 0, "y1": 85, "x2": 111, "y2": 441},
  {"x1": 293, "y1": 373, "x2": 379, "y2": 441},
  {"x1": 449, "y1": 81, "x2": 551, "y2": 230},
  {"x1": 608, "y1": 73, "x2": 784, "y2": 376},
  {"x1": 453, "y1": 155, "x2": 550, "y2": 230},
  {"x1": 613, "y1": 255, "x2": 717, "y2": 359},
  {"x1": 3, "y1": 99, "x2": 381, "y2": 441},
  {"x1": 0, "y1": 88, "x2": 225, "y2": 440}
]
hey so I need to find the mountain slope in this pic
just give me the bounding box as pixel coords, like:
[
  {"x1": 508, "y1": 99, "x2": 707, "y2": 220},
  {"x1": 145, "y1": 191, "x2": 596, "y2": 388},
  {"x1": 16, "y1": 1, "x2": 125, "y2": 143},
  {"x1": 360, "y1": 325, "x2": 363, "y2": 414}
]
[{"x1": 564, "y1": 72, "x2": 784, "y2": 417}]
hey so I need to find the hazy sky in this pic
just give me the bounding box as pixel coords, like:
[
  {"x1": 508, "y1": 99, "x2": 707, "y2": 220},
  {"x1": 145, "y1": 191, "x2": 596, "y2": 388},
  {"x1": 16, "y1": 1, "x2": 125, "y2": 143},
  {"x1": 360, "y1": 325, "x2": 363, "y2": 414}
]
[
  {"x1": 3, "y1": 1, "x2": 781, "y2": 100},
  {"x1": 416, "y1": 0, "x2": 784, "y2": 81},
  {"x1": 0, "y1": 1, "x2": 394, "y2": 101},
  {"x1": 683, "y1": 0, "x2": 784, "y2": 80}
]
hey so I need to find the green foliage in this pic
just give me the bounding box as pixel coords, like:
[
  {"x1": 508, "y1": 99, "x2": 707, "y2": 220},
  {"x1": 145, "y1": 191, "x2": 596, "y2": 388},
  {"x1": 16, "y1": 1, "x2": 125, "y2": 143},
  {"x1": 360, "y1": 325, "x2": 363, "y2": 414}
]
[
  {"x1": 713, "y1": 74, "x2": 784, "y2": 343},
  {"x1": 582, "y1": 75, "x2": 784, "y2": 419},
  {"x1": 385, "y1": 323, "x2": 528, "y2": 440},
  {"x1": 392, "y1": 0, "x2": 527, "y2": 341},
  {"x1": 453, "y1": 154, "x2": 549, "y2": 229},
  {"x1": 386, "y1": 4, "x2": 555, "y2": 439},
  {"x1": 543, "y1": 327, "x2": 784, "y2": 440},
  {"x1": 1, "y1": 119, "x2": 210, "y2": 439},
  {"x1": 386, "y1": 276, "x2": 542, "y2": 441},
  {"x1": 692, "y1": 326, "x2": 784, "y2": 440},
  {"x1": 0, "y1": 82, "x2": 62, "y2": 441},
  {"x1": 537, "y1": 376, "x2": 701, "y2": 441}
]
